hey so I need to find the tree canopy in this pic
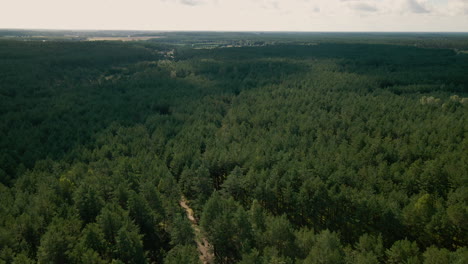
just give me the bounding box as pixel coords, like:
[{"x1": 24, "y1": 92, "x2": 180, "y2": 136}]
[{"x1": 0, "y1": 33, "x2": 467, "y2": 263}]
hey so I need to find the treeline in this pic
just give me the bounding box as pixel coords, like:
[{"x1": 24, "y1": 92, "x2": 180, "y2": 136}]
[
  {"x1": 150, "y1": 32, "x2": 468, "y2": 50},
  {"x1": 0, "y1": 39, "x2": 467, "y2": 263}
]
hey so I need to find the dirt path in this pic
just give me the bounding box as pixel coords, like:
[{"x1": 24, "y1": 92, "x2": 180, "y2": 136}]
[{"x1": 179, "y1": 197, "x2": 215, "y2": 264}]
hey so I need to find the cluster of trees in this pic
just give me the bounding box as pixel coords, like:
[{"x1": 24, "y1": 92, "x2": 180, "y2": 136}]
[
  {"x1": 0, "y1": 37, "x2": 467, "y2": 263},
  {"x1": 149, "y1": 32, "x2": 468, "y2": 50}
]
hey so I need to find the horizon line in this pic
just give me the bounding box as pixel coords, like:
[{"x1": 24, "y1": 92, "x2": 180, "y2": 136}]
[{"x1": 1, "y1": 28, "x2": 468, "y2": 34}]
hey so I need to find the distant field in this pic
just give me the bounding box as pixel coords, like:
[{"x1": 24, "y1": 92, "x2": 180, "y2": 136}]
[{"x1": 87, "y1": 36, "x2": 164, "y2": 41}]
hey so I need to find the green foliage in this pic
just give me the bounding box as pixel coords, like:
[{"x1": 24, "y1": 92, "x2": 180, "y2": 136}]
[
  {"x1": 423, "y1": 246, "x2": 452, "y2": 264},
  {"x1": 37, "y1": 217, "x2": 81, "y2": 264},
  {"x1": 262, "y1": 215, "x2": 297, "y2": 259},
  {"x1": 345, "y1": 234, "x2": 384, "y2": 264},
  {"x1": 304, "y1": 230, "x2": 345, "y2": 264},
  {"x1": 128, "y1": 191, "x2": 162, "y2": 251},
  {"x1": 295, "y1": 227, "x2": 315, "y2": 259},
  {"x1": 421, "y1": 246, "x2": 468, "y2": 264},
  {"x1": 179, "y1": 166, "x2": 213, "y2": 207},
  {"x1": 1, "y1": 35, "x2": 467, "y2": 263},
  {"x1": 73, "y1": 180, "x2": 104, "y2": 224},
  {"x1": 164, "y1": 245, "x2": 201, "y2": 264},
  {"x1": 76, "y1": 223, "x2": 107, "y2": 258},
  {"x1": 169, "y1": 214, "x2": 195, "y2": 246},
  {"x1": 386, "y1": 239, "x2": 421, "y2": 264},
  {"x1": 96, "y1": 203, "x2": 128, "y2": 245},
  {"x1": 201, "y1": 192, "x2": 253, "y2": 263},
  {"x1": 114, "y1": 223, "x2": 147, "y2": 264},
  {"x1": 12, "y1": 253, "x2": 36, "y2": 264}
]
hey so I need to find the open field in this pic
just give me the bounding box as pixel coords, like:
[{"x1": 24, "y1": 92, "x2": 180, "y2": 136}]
[{"x1": 87, "y1": 36, "x2": 164, "y2": 41}]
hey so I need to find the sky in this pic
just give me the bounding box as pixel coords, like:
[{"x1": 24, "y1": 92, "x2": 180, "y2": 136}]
[{"x1": 0, "y1": 0, "x2": 467, "y2": 32}]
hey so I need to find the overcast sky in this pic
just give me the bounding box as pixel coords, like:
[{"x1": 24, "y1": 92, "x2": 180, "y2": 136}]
[{"x1": 1, "y1": 0, "x2": 467, "y2": 31}]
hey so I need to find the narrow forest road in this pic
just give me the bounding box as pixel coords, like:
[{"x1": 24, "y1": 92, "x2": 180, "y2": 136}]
[{"x1": 179, "y1": 197, "x2": 215, "y2": 264}]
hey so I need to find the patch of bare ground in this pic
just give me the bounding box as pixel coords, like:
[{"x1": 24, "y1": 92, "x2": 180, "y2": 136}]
[{"x1": 180, "y1": 197, "x2": 215, "y2": 264}]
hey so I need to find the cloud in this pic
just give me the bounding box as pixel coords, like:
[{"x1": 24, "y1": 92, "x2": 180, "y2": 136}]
[
  {"x1": 406, "y1": 0, "x2": 430, "y2": 13},
  {"x1": 1, "y1": 0, "x2": 467, "y2": 31},
  {"x1": 447, "y1": 0, "x2": 468, "y2": 15},
  {"x1": 339, "y1": 0, "x2": 378, "y2": 13},
  {"x1": 179, "y1": 0, "x2": 204, "y2": 6},
  {"x1": 259, "y1": 0, "x2": 280, "y2": 10},
  {"x1": 352, "y1": 3, "x2": 378, "y2": 12}
]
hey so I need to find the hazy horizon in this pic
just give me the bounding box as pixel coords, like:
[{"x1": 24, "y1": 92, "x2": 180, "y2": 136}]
[
  {"x1": 1, "y1": 0, "x2": 467, "y2": 32},
  {"x1": 1, "y1": 28, "x2": 468, "y2": 34}
]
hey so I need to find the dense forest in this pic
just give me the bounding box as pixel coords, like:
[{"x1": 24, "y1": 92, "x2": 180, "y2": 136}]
[{"x1": 0, "y1": 33, "x2": 467, "y2": 264}]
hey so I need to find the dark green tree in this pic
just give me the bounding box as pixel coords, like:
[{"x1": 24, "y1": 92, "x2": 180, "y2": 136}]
[
  {"x1": 304, "y1": 230, "x2": 344, "y2": 264},
  {"x1": 386, "y1": 239, "x2": 421, "y2": 264},
  {"x1": 164, "y1": 245, "x2": 201, "y2": 264},
  {"x1": 37, "y1": 217, "x2": 81, "y2": 264},
  {"x1": 114, "y1": 223, "x2": 147, "y2": 264}
]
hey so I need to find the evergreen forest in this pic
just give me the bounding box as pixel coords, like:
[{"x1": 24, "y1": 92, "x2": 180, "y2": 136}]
[{"x1": 0, "y1": 32, "x2": 467, "y2": 264}]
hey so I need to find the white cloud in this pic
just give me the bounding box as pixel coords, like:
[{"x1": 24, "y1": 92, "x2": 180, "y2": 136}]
[
  {"x1": 447, "y1": 0, "x2": 468, "y2": 15},
  {"x1": 406, "y1": 0, "x2": 430, "y2": 13},
  {"x1": 350, "y1": 3, "x2": 379, "y2": 12},
  {"x1": 179, "y1": 0, "x2": 204, "y2": 6},
  {"x1": 0, "y1": 0, "x2": 466, "y2": 31}
]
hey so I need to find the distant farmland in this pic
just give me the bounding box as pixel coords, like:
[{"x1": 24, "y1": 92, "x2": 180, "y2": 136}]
[{"x1": 87, "y1": 36, "x2": 164, "y2": 41}]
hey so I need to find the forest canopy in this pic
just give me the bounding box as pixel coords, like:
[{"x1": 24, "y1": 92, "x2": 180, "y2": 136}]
[{"x1": 0, "y1": 32, "x2": 467, "y2": 264}]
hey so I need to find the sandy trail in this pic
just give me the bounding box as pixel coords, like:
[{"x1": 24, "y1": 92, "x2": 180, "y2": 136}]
[{"x1": 179, "y1": 197, "x2": 215, "y2": 264}]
